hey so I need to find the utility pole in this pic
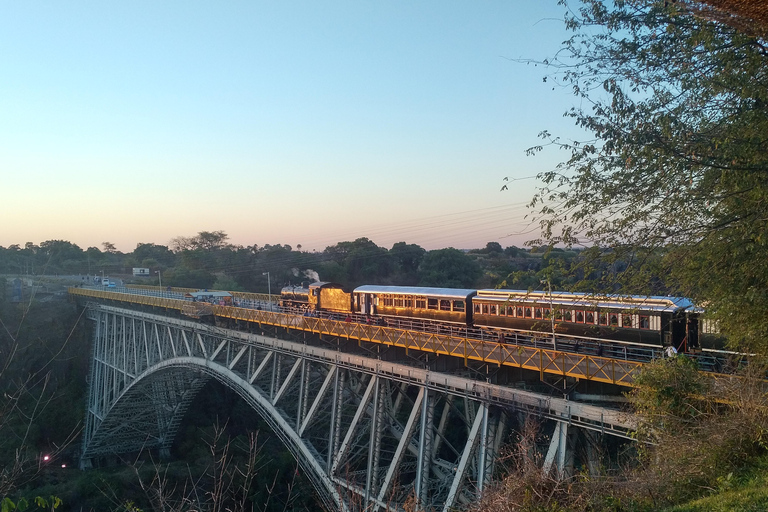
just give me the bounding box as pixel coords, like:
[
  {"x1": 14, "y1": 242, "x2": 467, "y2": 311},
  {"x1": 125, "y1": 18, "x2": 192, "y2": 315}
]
[{"x1": 262, "y1": 272, "x2": 271, "y2": 307}]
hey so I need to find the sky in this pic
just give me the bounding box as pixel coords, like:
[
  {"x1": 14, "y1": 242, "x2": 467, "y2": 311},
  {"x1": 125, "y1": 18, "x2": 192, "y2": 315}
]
[{"x1": 1, "y1": 1, "x2": 583, "y2": 253}]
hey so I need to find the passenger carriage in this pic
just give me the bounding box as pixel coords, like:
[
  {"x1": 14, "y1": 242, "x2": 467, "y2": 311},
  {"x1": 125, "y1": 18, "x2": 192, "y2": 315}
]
[
  {"x1": 353, "y1": 285, "x2": 476, "y2": 325},
  {"x1": 472, "y1": 289, "x2": 700, "y2": 350}
]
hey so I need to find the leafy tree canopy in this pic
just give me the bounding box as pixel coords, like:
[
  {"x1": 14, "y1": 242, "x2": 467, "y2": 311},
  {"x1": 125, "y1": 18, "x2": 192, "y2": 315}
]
[
  {"x1": 133, "y1": 243, "x2": 175, "y2": 267},
  {"x1": 529, "y1": 0, "x2": 768, "y2": 352},
  {"x1": 389, "y1": 242, "x2": 426, "y2": 284},
  {"x1": 419, "y1": 248, "x2": 482, "y2": 288},
  {"x1": 171, "y1": 231, "x2": 230, "y2": 252}
]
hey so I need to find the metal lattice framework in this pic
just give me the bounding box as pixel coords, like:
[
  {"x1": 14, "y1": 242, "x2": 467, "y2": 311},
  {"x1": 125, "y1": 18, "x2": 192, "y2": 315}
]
[{"x1": 81, "y1": 303, "x2": 635, "y2": 511}]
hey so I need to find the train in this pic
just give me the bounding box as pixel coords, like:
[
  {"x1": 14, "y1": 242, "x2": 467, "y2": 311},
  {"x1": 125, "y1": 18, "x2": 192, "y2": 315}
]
[{"x1": 280, "y1": 283, "x2": 721, "y2": 352}]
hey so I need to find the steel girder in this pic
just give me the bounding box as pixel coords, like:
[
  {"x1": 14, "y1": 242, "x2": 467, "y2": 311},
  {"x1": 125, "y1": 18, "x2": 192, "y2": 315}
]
[{"x1": 80, "y1": 303, "x2": 634, "y2": 511}]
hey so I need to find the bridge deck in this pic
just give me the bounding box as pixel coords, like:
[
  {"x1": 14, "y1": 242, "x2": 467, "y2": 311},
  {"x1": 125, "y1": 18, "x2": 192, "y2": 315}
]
[{"x1": 70, "y1": 286, "x2": 644, "y2": 387}]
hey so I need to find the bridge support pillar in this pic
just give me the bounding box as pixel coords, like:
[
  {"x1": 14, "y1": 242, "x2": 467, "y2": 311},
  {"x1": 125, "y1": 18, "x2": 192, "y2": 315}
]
[
  {"x1": 543, "y1": 419, "x2": 575, "y2": 479},
  {"x1": 584, "y1": 429, "x2": 602, "y2": 477},
  {"x1": 415, "y1": 389, "x2": 435, "y2": 510}
]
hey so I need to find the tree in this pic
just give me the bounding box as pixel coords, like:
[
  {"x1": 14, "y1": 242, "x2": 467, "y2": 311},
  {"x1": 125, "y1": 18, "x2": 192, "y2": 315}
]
[
  {"x1": 323, "y1": 238, "x2": 393, "y2": 287},
  {"x1": 101, "y1": 242, "x2": 117, "y2": 254},
  {"x1": 389, "y1": 242, "x2": 426, "y2": 285},
  {"x1": 418, "y1": 248, "x2": 482, "y2": 288},
  {"x1": 471, "y1": 242, "x2": 503, "y2": 255},
  {"x1": 132, "y1": 243, "x2": 175, "y2": 268},
  {"x1": 528, "y1": 0, "x2": 768, "y2": 352},
  {"x1": 195, "y1": 230, "x2": 230, "y2": 251},
  {"x1": 171, "y1": 231, "x2": 230, "y2": 252},
  {"x1": 163, "y1": 267, "x2": 216, "y2": 289},
  {"x1": 38, "y1": 240, "x2": 84, "y2": 273}
]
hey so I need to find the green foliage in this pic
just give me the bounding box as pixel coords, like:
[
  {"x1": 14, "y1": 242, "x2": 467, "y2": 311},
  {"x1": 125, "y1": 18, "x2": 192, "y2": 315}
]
[
  {"x1": 624, "y1": 358, "x2": 768, "y2": 506},
  {"x1": 418, "y1": 248, "x2": 482, "y2": 288},
  {"x1": 628, "y1": 356, "x2": 708, "y2": 441},
  {"x1": 389, "y1": 242, "x2": 426, "y2": 285},
  {"x1": 1, "y1": 232, "x2": 549, "y2": 294},
  {"x1": 665, "y1": 455, "x2": 768, "y2": 512},
  {"x1": 0, "y1": 496, "x2": 61, "y2": 511},
  {"x1": 132, "y1": 243, "x2": 175, "y2": 268},
  {"x1": 171, "y1": 230, "x2": 230, "y2": 252},
  {"x1": 212, "y1": 274, "x2": 243, "y2": 292},
  {"x1": 528, "y1": 0, "x2": 768, "y2": 353},
  {"x1": 322, "y1": 238, "x2": 394, "y2": 287},
  {"x1": 163, "y1": 267, "x2": 217, "y2": 289}
]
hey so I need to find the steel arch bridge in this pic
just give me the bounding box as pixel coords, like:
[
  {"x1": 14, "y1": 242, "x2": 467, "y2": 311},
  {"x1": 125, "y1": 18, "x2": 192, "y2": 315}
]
[{"x1": 80, "y1": 303, "x2": 635, "y2": 511}]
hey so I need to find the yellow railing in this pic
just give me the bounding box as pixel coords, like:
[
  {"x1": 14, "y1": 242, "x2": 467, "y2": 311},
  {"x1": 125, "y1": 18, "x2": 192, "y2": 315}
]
[{"x1": 69, "y1": 287, "x2": 643, "y2": 386}]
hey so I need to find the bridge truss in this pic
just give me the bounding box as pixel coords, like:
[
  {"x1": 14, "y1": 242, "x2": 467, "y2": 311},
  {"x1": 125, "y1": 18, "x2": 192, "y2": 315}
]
[{"x1": 81, "y1": 303, "x2": 635, "y2": 511}]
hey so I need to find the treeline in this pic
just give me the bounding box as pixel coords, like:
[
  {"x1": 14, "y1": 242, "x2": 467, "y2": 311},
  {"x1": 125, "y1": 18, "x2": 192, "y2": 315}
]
[{"x1": 0, "y1": 232, "x2": 617, "y2": 294}]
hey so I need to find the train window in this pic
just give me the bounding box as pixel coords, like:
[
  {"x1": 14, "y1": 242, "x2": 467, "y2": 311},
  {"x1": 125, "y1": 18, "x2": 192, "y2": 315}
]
[
  {"x1": 563, "y1": 310, "x2": 573, "y2": 321},
  {"x1": 534, "y1": 308, "x2": 543, "y2": 319},
  {"x1": 622, "y1": 314, "x2": 632, "y2": 328},
  {"x1": 524, "y1": 307, "x2": 532, "y2": 318},
  {"x1": 394, "y1": 298, "x2": 404, "y2": 307},
  {"x1": 416, "y1": 299, "x2": 426, "y2": 309},
  {"x1": 544, "y1": 308, "x2": 551, "y2": 318},
  {"x1": 482, "y1": 304, "x2": 489, "y2": 314},
  {"x1": 516, "y1": 307, "x2": 524, "y2": 317},
  {"x1": 490, "y1": 304, "x2": 497, "y2": 315},
  {"x1": 701, "y1": 318, "x2": 719, "y2": 334},
  {"x1": 428, "y1": 298, "x2": 438, "y2": 310},
  {"x1": 440, "y1": 299, "x2": 451, "y2": 311},
  {"x1": 555, "y1": 309, "x2": 563, "y2": 320},
  {"x1": 404, "y1": 299, "x2": 413, "y2": 308},
  {"x1": 499, "y1": 305, "x2": 506, "y2": 315},
  {"x1": 639, "y1": 316, "x2": 650, "y2": 329},
  {"x1": 474, "y1": 304, "x2": 481, "y2": 313},
  {"x1": 609, "y1": 314, "x2": 619, "y2": 326},
  {"x1": 383, "y1": 298, "x2": 393, "y2": 307},
  {"x1": 575, "y1": 311, "x2": 585, "y2": 323},
  {"x1": 599, "y1": 312, "x2": 608, "y2": 325},
  {"x1": 453, "y1": 300, "x2": 465, "y2": 312},
  {"x1": 586, "y1": 311, "x2": 595, "y2": 323}
]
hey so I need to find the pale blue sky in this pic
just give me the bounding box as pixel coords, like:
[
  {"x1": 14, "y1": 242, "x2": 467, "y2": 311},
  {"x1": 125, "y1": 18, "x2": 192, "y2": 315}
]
[{"x1": 1, "y1": 1, "x2": 581, "y2": 252}]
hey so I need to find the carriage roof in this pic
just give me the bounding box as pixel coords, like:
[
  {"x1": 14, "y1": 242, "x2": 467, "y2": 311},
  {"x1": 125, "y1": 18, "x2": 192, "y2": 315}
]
[
  {"x1": 354, "y1": 285, "x2": 476, "y2": 300},
  {"x1": 475, "y1": 289, "x2": 694, "y2": 313}
]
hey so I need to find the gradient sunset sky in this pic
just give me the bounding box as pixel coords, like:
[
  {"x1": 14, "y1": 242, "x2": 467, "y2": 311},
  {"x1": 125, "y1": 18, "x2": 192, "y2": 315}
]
[{"x1": 1, "y1": 1, "x2": 583, "y2": 253}]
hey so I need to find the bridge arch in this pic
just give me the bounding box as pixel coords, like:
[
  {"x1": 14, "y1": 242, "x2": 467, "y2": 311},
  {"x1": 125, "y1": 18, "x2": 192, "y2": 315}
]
[{"x1": 85, "y1": 356, "x2": 347, "y2": 510}]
